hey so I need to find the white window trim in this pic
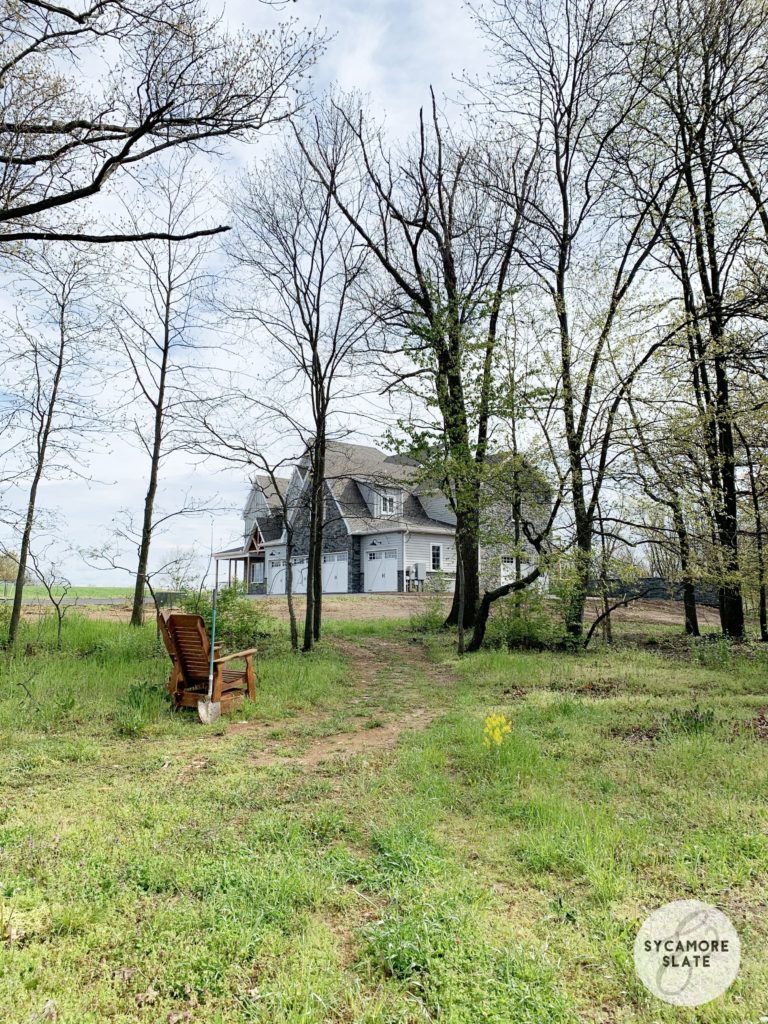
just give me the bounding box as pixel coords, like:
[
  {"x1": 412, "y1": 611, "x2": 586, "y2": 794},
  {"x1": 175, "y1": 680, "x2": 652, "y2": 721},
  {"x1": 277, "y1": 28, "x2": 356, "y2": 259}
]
[
  {"x1": 431, "y1": 543, "x2": 443, "y2": 571},
  {"x1": 378, "y1": 488, "x2": 402, "y2": 517}
]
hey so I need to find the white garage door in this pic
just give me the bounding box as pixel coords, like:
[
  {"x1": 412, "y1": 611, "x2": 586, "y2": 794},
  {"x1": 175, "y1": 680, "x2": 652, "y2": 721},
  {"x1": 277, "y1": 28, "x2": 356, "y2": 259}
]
[
  {"x1": 364, "y1": 548, "x2": 398, "y2": 592},
  {"x1": 268, "y1": 558, "x2": 308, "y2": 595},
  {"x1": 322, "y1": 551, "x2": 348, "y2": 593}
]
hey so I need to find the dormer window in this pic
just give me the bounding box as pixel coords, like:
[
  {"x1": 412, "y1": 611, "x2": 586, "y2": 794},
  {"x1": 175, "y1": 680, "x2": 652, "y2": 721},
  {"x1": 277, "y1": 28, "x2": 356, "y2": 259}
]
[{"x1": 379, "y1": 489, "x2": 401, "y2": 516}]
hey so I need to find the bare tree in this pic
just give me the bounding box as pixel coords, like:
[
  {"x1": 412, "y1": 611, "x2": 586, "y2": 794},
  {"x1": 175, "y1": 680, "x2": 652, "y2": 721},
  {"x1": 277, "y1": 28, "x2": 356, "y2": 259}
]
[
  {"x1": 3, "y1": 245, "x2": 101, "y2": 647},
  {"x1": 620, "y1": 393, "x2": 703, "y2": 636},
  {"x1": 85, "y1": 504, "x2": 204, "y2": 620},
  {"x1": 110, "y1": 154, "x2": 216, "y2": 626},
  {"x1": 27, "y1": 545, "x2": 75, "y2": 650},
  {"x1": 0, "y1": 1, "x2": 323, "y2": 245},
  {"x1": 192, "y1": 411, "x2": 304, "y2": 651},
  {"x1": 224, "y1": 133, "x2": 372, "y2": 650},
  {"x1": 621, "y1": 0, "x2": 768, "y2": 638},
  {"x1": 736, "y1": 422, "x2": 768, "y2": 641}
]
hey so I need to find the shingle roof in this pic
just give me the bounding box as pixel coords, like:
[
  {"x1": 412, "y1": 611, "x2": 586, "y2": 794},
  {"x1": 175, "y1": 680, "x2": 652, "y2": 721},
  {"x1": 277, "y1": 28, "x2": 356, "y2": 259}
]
[
  {"x1": 257, "y1": 512, "x2": 284, "y2": 543},
  {"x1": 213, "y1": 543, "x2": 247, "y2": 559},
  {"x1": 323, "y1": 441, "x2": 455, "y2": 536},
  {"x1": 253, "y1": 474, "x2": 290, "y2": 512}
]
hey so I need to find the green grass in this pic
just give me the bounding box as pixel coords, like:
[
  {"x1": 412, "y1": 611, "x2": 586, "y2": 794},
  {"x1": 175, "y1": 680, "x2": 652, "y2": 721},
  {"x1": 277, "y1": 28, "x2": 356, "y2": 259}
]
[
  {"x1": 1, "y1": 585, "x2": 134, "y2": 601},
  {"x1": 1, "y1": 612, "x2": 767, "y2": 1021}
]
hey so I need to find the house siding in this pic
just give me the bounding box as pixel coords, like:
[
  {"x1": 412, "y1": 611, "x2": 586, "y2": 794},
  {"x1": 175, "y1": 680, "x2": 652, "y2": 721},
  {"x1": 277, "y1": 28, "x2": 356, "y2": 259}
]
[
  {"x1": 361, "y1": 532, "x2": 404, "y2": 570},
  {"x1": 407, "y1": 532, "x2": 457, "y2": 575},
  {"x1": 263, "y1": 487, "x2": 361, "y2": 594}
]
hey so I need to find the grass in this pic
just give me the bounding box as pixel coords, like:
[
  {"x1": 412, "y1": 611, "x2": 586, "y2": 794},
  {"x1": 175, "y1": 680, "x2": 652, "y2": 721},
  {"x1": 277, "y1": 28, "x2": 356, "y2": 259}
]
[
  {"x1": 1, "y1": 610, "x2": 767, "y2": 1021},
  {"x1": 1, "y1": 585, "x2": 134, "y2": 601}
]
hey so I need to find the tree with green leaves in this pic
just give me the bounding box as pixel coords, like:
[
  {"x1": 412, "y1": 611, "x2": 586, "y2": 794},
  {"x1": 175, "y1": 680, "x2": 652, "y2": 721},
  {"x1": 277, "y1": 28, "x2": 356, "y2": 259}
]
[
  {"x1": 299, "y1": 91, "x2": 535, "y2": 629},
  {"x1": 469, "y1": 0, "x2": 682, "y2": 637}
]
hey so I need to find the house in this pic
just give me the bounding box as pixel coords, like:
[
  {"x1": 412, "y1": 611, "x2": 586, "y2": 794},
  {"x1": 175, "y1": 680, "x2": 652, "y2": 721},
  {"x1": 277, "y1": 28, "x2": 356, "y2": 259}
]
[{"x1": 214, "y1": 440, "x2": 544, "y2": 595}]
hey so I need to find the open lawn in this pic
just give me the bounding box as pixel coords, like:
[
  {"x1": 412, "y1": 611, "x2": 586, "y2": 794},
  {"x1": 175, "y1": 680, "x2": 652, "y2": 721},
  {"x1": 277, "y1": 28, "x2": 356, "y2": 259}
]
[{"x1": 1, "y1": 606, "x2": 767, "y2": 1022}]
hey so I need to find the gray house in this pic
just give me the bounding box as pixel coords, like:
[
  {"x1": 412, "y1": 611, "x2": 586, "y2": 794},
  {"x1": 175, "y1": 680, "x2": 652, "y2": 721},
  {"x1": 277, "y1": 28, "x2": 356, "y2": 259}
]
[{"x1": 214, "y1": 440, "x2": 541, "y2": 595}]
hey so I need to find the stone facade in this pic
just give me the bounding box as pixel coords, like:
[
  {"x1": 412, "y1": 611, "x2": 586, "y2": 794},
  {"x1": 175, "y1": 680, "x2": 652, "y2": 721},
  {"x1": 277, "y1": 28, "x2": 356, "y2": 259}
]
[
  {"x1": 278, "y1": 484, "x2": 363, "y2": 593},
  {"x1": 349, "y1": 536, "x2": 363, "y2": 594}
]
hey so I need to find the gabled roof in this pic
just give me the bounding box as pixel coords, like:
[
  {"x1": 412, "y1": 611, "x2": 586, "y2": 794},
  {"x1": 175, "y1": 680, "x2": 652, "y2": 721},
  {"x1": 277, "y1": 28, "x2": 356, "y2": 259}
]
[
  {"x1": 252, "y1": 474, "x2": 290, "y2": 510},
  {"x1": 257, "y1": 512, "x2": 284, "y2": 543},
  {"x1": 322, "y1": 441, "x2": 455, "y2": 536}
]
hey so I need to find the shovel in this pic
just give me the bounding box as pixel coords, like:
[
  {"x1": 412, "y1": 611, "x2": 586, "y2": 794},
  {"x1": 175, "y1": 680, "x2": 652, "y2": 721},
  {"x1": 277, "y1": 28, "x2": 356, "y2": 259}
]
[{"x1": 198, "y1": 587, "x2": 221, "y2": 725}]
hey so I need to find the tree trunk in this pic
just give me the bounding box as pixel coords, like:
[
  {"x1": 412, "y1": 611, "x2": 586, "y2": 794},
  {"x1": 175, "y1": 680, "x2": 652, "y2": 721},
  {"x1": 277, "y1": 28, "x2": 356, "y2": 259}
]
[
  {"x1": 8, "y1": 312, "x2": 66, "y2": 648},
  {"x1": 446, "y1": 526, "x2": 479, "y2": 628},
  {"x1": 130, "y1": 458, "x2": 160, "y2": 627},
  {"x1": 302, "y1": 482, "x2": 317, "y2": 653},
  {"x1": 8, "y1": 478, "x2": 40, "y2": 648},
  {"x1": 456, "y1": 544, "x2": 466, "y2": 656},
  {"x1": 742, "y1": 433, "x2": 767, "y2": 642},
  {"x1": 711, "y1": 357, "x2": 744, "y2": 639},
  {"x1": 129, "y1": 258, "x2": 171, "y2": 627},
  {"x1": 468, "y1": 566, "x2": 542, "y2": 652},
  {"x1": 565, "y1": 526, "x2": 592, "y2": 639},
  {"x1": 285, "y1": 527, "x2": 298, "y2": 651},
  {"x1": 673, "y1": 507, "x2": 699, "y2": 637},
  {"x1": 312, "y1": 438, "x2": 326, "y2": 643}
]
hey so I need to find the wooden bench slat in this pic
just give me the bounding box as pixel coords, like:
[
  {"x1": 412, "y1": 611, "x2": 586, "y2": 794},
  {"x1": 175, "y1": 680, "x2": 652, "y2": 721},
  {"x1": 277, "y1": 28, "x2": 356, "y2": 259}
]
[{"x1": 158, "y1": 609, "x2": 257, "y2": 712}]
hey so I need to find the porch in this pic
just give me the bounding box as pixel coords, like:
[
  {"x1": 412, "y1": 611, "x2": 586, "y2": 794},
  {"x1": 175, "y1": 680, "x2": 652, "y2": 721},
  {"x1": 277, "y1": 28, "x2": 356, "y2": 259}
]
[{"x1": 213, "y1": 541, "x2": 267, "y2": 594}]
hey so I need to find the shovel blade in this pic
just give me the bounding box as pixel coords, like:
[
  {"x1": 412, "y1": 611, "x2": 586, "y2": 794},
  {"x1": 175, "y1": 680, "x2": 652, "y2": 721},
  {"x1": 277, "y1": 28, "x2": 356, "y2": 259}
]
[{"x1": 197, "y1": 699, "x2": 222, "y2": 725}]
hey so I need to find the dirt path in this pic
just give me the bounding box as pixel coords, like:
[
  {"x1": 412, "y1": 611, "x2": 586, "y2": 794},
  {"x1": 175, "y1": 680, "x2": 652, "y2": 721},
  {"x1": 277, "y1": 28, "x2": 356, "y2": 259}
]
[{"x1": 231, "y1": 635, "x2": 453, "y2": 769}]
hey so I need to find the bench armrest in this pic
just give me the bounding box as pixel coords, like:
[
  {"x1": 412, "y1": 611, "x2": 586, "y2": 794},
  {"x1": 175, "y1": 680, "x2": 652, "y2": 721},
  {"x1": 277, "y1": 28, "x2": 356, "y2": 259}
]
[{"x1": 214, "y1": 648, "x2": 258, "y2": 664}]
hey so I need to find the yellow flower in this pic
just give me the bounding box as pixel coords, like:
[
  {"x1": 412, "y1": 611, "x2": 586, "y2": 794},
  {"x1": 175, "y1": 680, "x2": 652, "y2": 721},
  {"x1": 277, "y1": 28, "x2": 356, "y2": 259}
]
[{"x1": 483, "y1": 712, "x2": 512, "y2": 748}]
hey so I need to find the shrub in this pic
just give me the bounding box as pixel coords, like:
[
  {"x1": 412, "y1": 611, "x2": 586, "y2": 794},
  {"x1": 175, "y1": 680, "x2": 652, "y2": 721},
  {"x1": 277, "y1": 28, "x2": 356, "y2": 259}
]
[
  {"x1": 484, "y1": 591, "x2": 563, "y2": 650},
  {"x1": 180, "y1": 582, "x2": 272, "y2": 651}
]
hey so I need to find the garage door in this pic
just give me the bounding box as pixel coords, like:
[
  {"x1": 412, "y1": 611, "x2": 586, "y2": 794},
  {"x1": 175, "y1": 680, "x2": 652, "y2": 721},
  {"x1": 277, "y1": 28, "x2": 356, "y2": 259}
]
[
  {"x1": 268, "y1": 558, "x2": 308, "y2": 595},
  {"x1": 322, "y1": 551, "x2": 348, "y2": 593},
  {"x1": 364, "y1": 548, "x2": 398, "y2": 592}
]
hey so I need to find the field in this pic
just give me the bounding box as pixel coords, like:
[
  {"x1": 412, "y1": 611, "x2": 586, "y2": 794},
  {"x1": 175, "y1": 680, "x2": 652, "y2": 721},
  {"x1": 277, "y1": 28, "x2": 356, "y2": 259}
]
[
  {"x1": 1, "y1": 599, "x2": 767, "y2": 1022},
  {"x1": 1, "y1": 585, "x2": 135, "y2": 601}
]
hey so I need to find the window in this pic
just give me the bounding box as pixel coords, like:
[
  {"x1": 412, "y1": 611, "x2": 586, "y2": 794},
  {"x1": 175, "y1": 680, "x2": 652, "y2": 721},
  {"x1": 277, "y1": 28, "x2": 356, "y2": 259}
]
[
  {"x1": 323, "y1": 551, "x2": 348, "y2": 563},
  {"x1": 381, "y1": 493, "x2": 396, "y2": 514},
  {"x1": 431, "y1": 544, "x2": 442, "y2": 570},
  {"x1": 368, "y1": 550, "x2": 377, "y2": 561},
  {"x1": 251, "y1": 562, "x2": 265, "y2": 583}
]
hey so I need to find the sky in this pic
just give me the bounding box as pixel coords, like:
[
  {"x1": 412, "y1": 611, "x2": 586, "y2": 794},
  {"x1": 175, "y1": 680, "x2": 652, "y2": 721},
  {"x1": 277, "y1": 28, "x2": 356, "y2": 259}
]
[{"x1": 4, "y1": 0, "x2": 490, "y2": 586}]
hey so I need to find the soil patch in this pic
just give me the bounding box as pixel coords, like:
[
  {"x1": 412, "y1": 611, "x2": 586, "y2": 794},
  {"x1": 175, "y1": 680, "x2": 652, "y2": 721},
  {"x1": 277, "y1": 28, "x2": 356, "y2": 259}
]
[
  {"x1": 232, "y1": 635, "x2": 453, "y2": 769},
  {"x1": 609, "y1": 723, "x2": 661, "y2": 743}
]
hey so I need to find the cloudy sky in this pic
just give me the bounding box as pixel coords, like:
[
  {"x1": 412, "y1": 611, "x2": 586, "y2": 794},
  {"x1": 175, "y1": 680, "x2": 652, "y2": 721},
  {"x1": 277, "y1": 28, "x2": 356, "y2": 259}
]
[{"x1": 7, "y1": 0, "x2": 490, "y2": 586}]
